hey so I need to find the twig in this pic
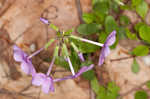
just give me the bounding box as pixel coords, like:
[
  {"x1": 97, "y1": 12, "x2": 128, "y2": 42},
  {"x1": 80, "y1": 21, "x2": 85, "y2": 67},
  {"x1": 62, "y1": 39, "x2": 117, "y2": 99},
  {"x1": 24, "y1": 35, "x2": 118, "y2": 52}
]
[
  {"x1": 75, "y1": 0, "x2": 84, "y2": 24},
  {"x1": 110, "y1": 56, "x2": 135, "y2": 62}
]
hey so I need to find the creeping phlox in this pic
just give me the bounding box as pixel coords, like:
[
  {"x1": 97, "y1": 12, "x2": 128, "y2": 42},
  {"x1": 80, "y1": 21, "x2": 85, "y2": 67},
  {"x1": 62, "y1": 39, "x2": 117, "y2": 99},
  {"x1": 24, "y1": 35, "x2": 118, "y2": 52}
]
[{"x1": 13, "y1": 18, "x2": 116, "y2": 94}]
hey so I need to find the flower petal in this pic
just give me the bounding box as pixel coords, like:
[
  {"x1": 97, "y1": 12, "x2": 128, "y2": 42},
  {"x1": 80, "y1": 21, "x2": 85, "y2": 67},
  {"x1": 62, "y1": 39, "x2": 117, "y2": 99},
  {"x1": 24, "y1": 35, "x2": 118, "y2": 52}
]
[
  {"x1": 98, "y1": 47, "x2": 105, "y2": 66},
  {"x1": 21, "y1": 60, "x2": 36, "y2": 75},
  {"x1": 105, "y1": 30, "x2": 116, "y2": 46},
  {"x1": 98, "y1": 45, "x2": 110, "y2": 66},
  {"x1": 41, "y1": 77, "x2": 54, "y2": 94},
  {"x1": 104, "y1": 46, "x2": 110, "y2": 57},
  {"x1": 21, "y1": 61, "x2": 30, "y2": 74},
  {"x1": 40, "y1": 18, "x2": 49, "y2": 24},
  {"x1": 32, "y1": 73, "x2": 45, "y2": 86},
  {"x1": 13, "y1": 45, "x2": 27, "y2": 62}
]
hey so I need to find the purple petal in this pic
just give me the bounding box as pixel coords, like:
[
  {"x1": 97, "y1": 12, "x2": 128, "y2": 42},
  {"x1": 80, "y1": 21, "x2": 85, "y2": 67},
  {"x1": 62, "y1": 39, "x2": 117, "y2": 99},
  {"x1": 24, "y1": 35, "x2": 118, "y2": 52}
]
[
  {"x1": 32, "y1": 73, "x2": 45, "y2": 86},
  {"x1": 13, "y1": 45, "x2": 27, "y2": 62},
  {"x1": 41, "y1": 77, "x2": 54, "y2": 94},
  {"x1": 104, "y1": 46, "x2": 110, "y2": 57},
  {"x1": 21, "y1": 62, "x2": 30, "y2": 74},
  {"x1": 40, "y1": 18, "x2": 49, "y2": 24},
  {"x1": 105, "y1": 30, "x2": 116, "y2": 46},
  {"x1": 54, "y1": 64, "x2": 94, "y2": 82},
  {"x1": 21, "y1": 60, "x2": 36, "y2": 76},
  {"x1": 98, "y1": 44, "x2": 111, "y2": 66},
  {"x1": 98, "y1": 46, "x2": 105, "y2": 66},
  {"x1": 78, "y1": 53, "x2": 85, "y2": 62}
]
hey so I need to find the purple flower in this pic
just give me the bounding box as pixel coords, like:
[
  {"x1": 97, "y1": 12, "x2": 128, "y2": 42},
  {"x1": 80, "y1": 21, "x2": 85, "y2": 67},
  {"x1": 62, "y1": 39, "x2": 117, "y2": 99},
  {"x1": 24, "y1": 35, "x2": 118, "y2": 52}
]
[
  {"x1": 40, "y1": 18, "x2": 50, "y2": 24},
  {"x1": 13, "y1": 45, "x2": 43, "y2": 76},
  {"x1": 32, "y1": 56, "x2": 56, "y2": 94},
  {"x1": 98, "y1": 30, "x2": 116, "y2": 66},
  {"x1": 32, "y1": 73, "x2": 55, "y2": 93}
]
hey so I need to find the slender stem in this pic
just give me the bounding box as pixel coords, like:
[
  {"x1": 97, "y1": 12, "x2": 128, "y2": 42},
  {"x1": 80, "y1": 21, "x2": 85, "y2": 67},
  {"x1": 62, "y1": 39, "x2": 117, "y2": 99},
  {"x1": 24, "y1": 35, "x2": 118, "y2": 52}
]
[
  {"x1": 70, "y1": 35, "x2": 104, "y2": 47},
  {"x1": 46, "y1": 57, "x2": 56, "y2": 76},
  {"x1": 28, "y1": 47, "x2": 44, "y2": 59},
  {"x1": 67, "y1": 56, "x2": 75, "y2": 75}
]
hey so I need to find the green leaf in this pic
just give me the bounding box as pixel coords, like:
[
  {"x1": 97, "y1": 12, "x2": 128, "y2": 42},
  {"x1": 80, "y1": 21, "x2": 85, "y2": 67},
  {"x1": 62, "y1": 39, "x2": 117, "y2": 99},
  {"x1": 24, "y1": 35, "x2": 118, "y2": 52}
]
[
  {"x1": 93, "y1": 2, "x2": 109, "y2": 15},
  {"x1": 92, "y1": 0, "x2": 99, "y2": 5},
  {"x1": 79, "y1": 41, "x2": 100, "y2": 53},
  {"x1": 55, "y1": 56, "x2": 69, "y2": 70},
  {"x1": 139, "y1": 25, "x2": 150, "y2": 43},
  {"x1": 107, "y1": 82, "x2": 120, "y2": 99},
  {"x1": 135, "y1": 90, "x2": 148, "y2": 99},
  {"x1": 146, "y1": 81, "x2": 150, "y2": 89},
  {"x1": 120, "y1": 5, "x2": 131, "y2": 10},
  {"x1": 134, "y1": 22, "x2": 146, "y2": 32},
  {"x1": 126, "y1": 29, "x2": 138, "y2": 40},
  {"x1": 110, "y1": 1, "x2": 119, "y2": 13},
  {"x1": 77, "y1": 23, "x2": 101, "y2": 35},
  {"x1": 120, "y1": 15, "x2": 130, "y2": 26},
  {"x1": 131, "y1": 58, "x2": 140, "y2": 74},
  {"x1": 91, "y1": 77, "x2": 100, "y2": 94},
  {"x1": 93, "y1": 11, "x2": 106, "y2": 23},
  {"x1": 70, "y1": 48, "x2": 80, "y2": 72},
  {"x1": 132, "y1": 45, "x2": 149, "y2": 56},
  {"x1": 118, "y1": 27, "x2": 126, "y2": 39},
  {"x1": 97, "y1": 82, "x2": 120, "y2": 99},
  {"x1": 107, "y1": 82, "x2": 120, "y2": 95},
  {"x1": 132, "y1": 0, "x2": 143, "y2": 6},
  {"x1": 82, "y1": 13, "x2": 95, "y2": 24},
  {"x1": 99, "y1": 32, "x2": 107, "y2": 43},
  {"x1": 82, "y1": 69, "x2": 95, "y2": 80},
  {"x1": 136, "y1": 1, "x2": 148, "y2": 19},
  {"x1": 96, "y1": 86, "x2": 107, "y2": 99},
  {"x1": 105, "y1": 16, "x2": 118, "y2": 34}
]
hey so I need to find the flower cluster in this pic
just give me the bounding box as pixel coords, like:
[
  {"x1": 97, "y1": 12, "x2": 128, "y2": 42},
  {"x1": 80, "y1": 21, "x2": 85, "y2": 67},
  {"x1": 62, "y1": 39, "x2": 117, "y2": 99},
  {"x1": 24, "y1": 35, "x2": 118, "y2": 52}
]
[{"x1": 13, "y1": 18, "x2": 116, "y2": 94}]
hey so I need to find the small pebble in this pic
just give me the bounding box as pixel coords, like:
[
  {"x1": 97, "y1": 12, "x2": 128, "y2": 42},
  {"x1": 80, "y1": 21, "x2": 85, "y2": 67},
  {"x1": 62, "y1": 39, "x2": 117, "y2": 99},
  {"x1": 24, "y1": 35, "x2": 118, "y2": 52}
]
[{"x1": 30, "y1": 43, "x2": 36, "y2": 52}]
